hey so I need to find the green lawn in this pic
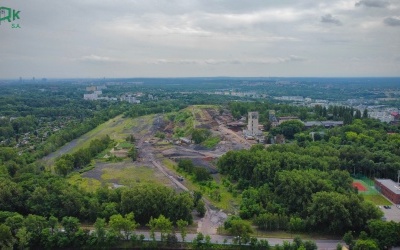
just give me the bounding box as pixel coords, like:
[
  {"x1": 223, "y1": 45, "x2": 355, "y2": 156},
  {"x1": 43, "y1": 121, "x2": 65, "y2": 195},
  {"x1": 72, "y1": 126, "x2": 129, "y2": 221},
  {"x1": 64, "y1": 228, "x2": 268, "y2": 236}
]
[
  {"x1": 68, "y1": 173, "x2": 102, "y2": 192},
  {"x1": 70, "y1": 115, "x2": 148, "y2": 153},
  {"x1": 101, "y1": 164, "x2": 172, "y2": 187},
  {"x1": 363, "y1": 194, "x2": 392, "y2": 205}
]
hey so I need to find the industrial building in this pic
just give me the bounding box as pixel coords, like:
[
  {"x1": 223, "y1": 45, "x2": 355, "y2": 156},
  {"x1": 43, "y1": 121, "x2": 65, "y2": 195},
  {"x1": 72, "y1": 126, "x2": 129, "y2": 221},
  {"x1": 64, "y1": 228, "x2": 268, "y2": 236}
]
[{"x1": 375, "y1": 179, "x2": 400, "y2": 204}]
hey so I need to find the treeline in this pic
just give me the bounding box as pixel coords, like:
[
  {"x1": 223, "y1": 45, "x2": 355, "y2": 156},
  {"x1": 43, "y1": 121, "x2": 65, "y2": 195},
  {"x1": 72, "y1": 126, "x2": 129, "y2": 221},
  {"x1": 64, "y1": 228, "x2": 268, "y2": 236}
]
[
  {"x1": 124, "y1": 94, "x2": 238, "y2": 119},
  {"x1": 0, "y1": 211, "x2": 320, "y2": 249},
  {"x1": 54, "y1": 136, "x2": 113, "y2": 176},
  {"x1": 229, "y1": 101, "x2": 373, "y2": 126},
  {"x1": 309, "y1": 119, "x2": 400, "y2": 179}
]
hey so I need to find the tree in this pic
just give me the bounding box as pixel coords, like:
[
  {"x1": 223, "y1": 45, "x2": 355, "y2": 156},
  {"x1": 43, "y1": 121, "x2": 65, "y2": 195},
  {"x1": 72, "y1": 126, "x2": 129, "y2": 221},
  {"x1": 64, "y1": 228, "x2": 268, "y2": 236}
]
[
  {"x1": 343, "y1": 231, "x2": 355, "y2": 248},
  {"x1": 5, "y1": 214, "x2": 24, "y2": 235},
  {"x1": 109, "y1": 213, "x2": 138, "y2": 241},
  {"x1": 0, "y1": 224, "x2": 14, "y2": 249},
  {"x1": 177, "y1": 219, "x2": 188, "y2": 242},
  {"x1": 191, "y1": 129, "x2": 211, "y2": 144},
  {"x1": 48, "y1": 216, "x2": 58, "y2": 234},
  {"x1": 192, "y1": 232, "x2": 204, "y2": 250},
  {"x1": 16, "y1": 227, "x2": 31, "y2": 250},
  {"x1": 128, "y1": 147, "x2": 138, "y2": 161},
  {"x1": 272, "y1": 120, "x2": 304, "y2": 139},
  {"x1": 178, "y1": 159, "x2": 194, "y2": 173},
  {"x1": 228, "y1": 218, "x2": 253, "y2": 246},
  {"x1": 148, "y1": 215, "x2": 173, "y2": 243},
  {"x1": 93, "y1": 218, "x2": 107, "y2": 245},
  {"x1": 55, "y1": 155, "x2": 74, "y2": 176},
  {"x1": 367, "y1": 220, "x2": 399, "y2": 249},
  {"x1": 353, "y1": 239, "x2": 379, "y2": 250},
  {"x1": 24, "y1": 214, "x2": 48, "y2": 246},
  {"x1": 363, "y1": 109, "x2": 368, "y2": 119},
  {"x1": 289, "y1": 217, "x2": 305, "y2": 232},
  {"x1": 61, "y1": 216, "x2": 80, "y2": 240},
  {"x1": 196, "y1": 200, "x2": 206, "y2": 217}
]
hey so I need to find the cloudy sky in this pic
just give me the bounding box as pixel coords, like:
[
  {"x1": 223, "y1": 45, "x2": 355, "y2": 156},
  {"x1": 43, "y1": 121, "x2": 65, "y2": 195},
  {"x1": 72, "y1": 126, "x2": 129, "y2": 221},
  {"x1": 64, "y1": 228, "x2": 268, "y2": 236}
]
[{"x1": 1, "y1": 0, "x2": 399, "y2": 78}]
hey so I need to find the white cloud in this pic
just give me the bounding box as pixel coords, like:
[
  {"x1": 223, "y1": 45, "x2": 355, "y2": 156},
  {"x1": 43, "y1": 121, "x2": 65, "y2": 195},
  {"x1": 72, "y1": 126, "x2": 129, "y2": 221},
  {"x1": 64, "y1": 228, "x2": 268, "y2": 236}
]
[{"x1": 77, "y1": 55, "x2": 121, "y2": 63}]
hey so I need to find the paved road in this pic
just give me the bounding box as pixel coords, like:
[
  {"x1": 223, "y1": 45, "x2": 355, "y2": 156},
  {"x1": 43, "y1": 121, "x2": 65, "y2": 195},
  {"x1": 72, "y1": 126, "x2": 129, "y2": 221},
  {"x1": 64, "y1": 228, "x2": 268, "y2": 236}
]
[{"x1": 133, "y1": 231, "x2": 343, "y2": 249}]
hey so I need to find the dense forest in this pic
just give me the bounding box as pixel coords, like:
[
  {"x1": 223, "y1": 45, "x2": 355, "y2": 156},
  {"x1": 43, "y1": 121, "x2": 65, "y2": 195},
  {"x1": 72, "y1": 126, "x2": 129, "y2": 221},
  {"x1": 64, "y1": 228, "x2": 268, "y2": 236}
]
[{"x1": 218, "y1": 102, "x2": 400, "y2": 248}]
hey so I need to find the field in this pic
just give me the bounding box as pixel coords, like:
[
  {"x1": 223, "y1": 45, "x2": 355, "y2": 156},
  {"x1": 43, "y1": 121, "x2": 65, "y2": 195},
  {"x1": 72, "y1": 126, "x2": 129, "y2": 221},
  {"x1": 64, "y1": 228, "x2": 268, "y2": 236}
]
[
  {"x1": 352, "y1": 177, "x2": 379, "y2": 195},
  {"x1": 363, "y1": 194, "x2": 392, "y2": 206},
  {"x1": 353, "y1": 177, "x2": 391, "y2": 205},
  {"x1": 352, "y1": 181, "x2": 367, "y2": 191}
]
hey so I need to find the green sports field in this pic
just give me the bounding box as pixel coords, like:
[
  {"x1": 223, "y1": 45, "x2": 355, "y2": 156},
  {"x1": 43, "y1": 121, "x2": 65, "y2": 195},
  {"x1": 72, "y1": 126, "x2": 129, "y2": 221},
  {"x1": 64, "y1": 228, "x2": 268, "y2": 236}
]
[{"x1": 353, "y1": 176, "x2": 392, "y2": 205}]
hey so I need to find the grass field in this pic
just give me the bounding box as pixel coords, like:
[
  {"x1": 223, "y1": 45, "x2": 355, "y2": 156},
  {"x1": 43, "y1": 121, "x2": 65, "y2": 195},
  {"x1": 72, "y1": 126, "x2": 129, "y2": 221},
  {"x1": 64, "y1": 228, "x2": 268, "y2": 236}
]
[
  {"x1": 70, "y1": 114, "x2": 153, "y2": 153},
  {"x1": 363, "y1": 194, "x2": 392, "y2": 205},
  {"x1": 68, "y1": 173, "x2": 102, "y2": 192},
  {"x1": 352, "y1": 176, "x2": 391, "y2": 205},
  {"x1": 101, "y1": 164, "x2": 172, "y2": 187}
]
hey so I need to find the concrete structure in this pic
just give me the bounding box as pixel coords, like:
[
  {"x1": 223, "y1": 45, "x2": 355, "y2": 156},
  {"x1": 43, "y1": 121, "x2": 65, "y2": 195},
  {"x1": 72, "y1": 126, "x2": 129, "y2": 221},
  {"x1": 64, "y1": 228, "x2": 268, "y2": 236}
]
[
  {"x1": 375, "y1": 179, "x2": 400, "y2": 204},
  {"x1": 244, "y1": 112, "x2": 262, "y2": 138},
  {"x1": 121, "y1": 94, "x2": 140, "y2": 104},
  {"x1": 248, "y1": 112, "x2": 260, "y2": 135},
  {"x1": 83, "y1": 93, "x2": 98, "y2": 100},
  {"x1": 304, "y1": 121, "x2": 343, "y2": 128},
  {"x1": 269, "y1": 110, "x2": 279, "y2": 127},
  {"x1": 86, "y1": 86, "x2": 97, "y2": 92}
]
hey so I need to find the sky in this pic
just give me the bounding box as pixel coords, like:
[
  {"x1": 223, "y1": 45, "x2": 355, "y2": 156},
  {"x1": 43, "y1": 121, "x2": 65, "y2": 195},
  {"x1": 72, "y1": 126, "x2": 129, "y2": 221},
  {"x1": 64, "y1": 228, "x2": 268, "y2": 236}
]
[{"x1": 0, "y1": 0, "x2": 399, "y2": 78}]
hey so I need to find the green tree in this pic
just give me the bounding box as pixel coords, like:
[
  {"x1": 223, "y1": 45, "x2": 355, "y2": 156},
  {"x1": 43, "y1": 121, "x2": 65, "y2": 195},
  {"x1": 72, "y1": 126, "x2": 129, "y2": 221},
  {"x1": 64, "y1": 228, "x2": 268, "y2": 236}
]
[
  {"x1": 367, "y1": 220, "x2": 399, "y2": 249},
  {"x1": 353, "y1": 239, "x2": 379, "y2": 250},
  {"x1": 191, "y1": 129, "x2": 211, "y2": 144},
  {"x1": 271, "y1": 120, "x2": 304, "y2": 139},
  {"x1": 0, "y1": 224, "x2": 14, "y2": 249},
  {"x1": 55, "y1": 155, "x2": 74, "y2": 176},
  {"x1": 343, "y1": 231, "x2": 355, "y2": 248},
  {"x1": 228, "y1": 218, "x2": 253, "y2": 246},
  {"x1": 177, "y1": 219, "x2": 188, "y2": 242},
  {"x1": 149, "y1": 215, "x2": 173, "y2": 243},
  {"x1": 16, "y1": 227, "x2": 31, "y2": 250},
  {"x1": 93, "y1": 218, "x2": 107, "y2": 245},
  {"x1": 5, "y1": 214, "x2": 24, "y2": 235},
  {"x1": 196, "y1": 200, "x2": 206, "y2": 217},
  {"x1": 128, "y1": 147, "x2": 138, "y2": 161},
  {"x1": 363, "y1": 109, "x2": 368, "y2": 119},
  {"x1": 61, "y1": 216, "x2": 80, "y2": 240},
  {"x1": 109, "y1": 213, "x2": 138, "y2": 241},
  {"x1": 289, "y1": 217, "x2": 305, "y2": 232}
]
